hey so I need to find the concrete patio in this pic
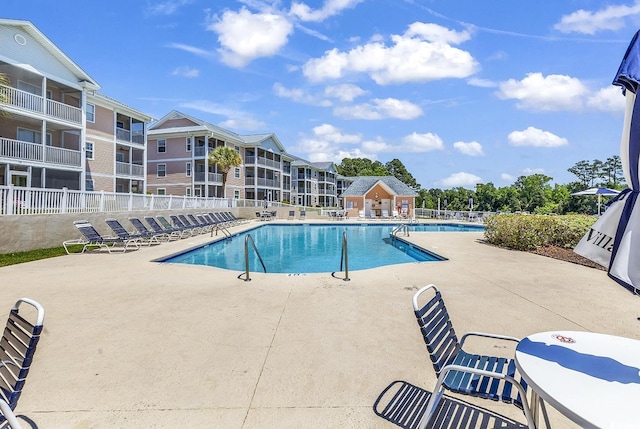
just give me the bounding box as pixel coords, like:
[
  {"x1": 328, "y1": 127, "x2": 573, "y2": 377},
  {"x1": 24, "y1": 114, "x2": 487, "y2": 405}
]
[{"x1": 2, "y1": 220, "x2": 637, "y2": 428}]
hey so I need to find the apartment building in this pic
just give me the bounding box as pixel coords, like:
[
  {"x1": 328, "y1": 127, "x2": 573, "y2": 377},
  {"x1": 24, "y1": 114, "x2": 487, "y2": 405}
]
[
  {"x1": 289, "y1": 156, "x2": 339, "y2": 207},
  {"x1": 147, "y1": 111, "x2": 295, "y2": 203},
  {"x1": 0, "y1": 18, "x2": 152, "y2": 192}
]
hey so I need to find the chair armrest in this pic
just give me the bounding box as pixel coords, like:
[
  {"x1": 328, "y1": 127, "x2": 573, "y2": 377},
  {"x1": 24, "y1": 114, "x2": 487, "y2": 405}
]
[
  {"x1": 459, "y1": 331, "x2": 520, "y2": 347},
  {"x1": 419, "y1": 364, "x2": 534, "y2": 429}
]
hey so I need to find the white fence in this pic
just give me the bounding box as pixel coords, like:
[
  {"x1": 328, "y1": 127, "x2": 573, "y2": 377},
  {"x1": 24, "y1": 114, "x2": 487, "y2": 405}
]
[{"x1": 0, "y1": 185, "x2": 240, "y2": 216}]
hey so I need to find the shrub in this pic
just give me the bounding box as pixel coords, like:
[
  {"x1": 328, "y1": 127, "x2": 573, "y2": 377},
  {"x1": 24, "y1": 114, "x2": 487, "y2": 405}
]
[{"x1": 484, "y1": 214, "x2": 596, "y2": 251}]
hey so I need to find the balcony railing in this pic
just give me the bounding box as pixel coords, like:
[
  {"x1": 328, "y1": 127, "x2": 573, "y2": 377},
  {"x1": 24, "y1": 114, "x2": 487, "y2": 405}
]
[
  {"x1": 194, "y1": 172, "x2": 222, "y2": 184},
  {"x1": 0, "y1": 84, "x2": 82, "y2": 125},
  {"x1": 0, "y1": 137, "x2": 81, "y2": 168},
  {"x1": 116, "y1": 128, "x2": 145, "y2": 145},
  {"x1": 116, "y1": 162, "x2": 145, "y2": 178}
]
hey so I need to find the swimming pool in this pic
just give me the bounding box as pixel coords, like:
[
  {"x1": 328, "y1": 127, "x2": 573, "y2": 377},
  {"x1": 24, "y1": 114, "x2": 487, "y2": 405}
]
[{"x1": 161, "y1": 223, "x2": 482, "y2": 274}]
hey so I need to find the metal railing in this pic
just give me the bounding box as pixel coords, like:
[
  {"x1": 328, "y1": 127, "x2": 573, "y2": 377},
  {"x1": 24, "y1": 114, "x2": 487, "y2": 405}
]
[
  {"x1": 241, "y1": 234, "x2": 266, "y2": 281},
  {"x1": 338, "y1": 231, "x2": 350, "y2": 282},
  {"x1": 115, "y1": 162, "x2": 145, "y2": 178},
  {"x1": 391, "y1": 224, "x2": 409, "y2": 238}
]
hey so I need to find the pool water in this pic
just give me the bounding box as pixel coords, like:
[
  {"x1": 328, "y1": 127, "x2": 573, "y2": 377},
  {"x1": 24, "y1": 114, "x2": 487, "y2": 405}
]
[{"x1": 161, "y1": 223, "x2": 481, "y2": 274}]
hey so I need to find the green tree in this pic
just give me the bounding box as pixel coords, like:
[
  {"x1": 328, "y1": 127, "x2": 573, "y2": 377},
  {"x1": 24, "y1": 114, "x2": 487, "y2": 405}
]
[
  {"x1": 601, "y1": 155, "x2": 624, "y2": 187},
  {"x1": 474, "y1": 183, "x2": 498, "y2": 211},
  {"x1": 0, "y1": 73, "x2": 11, "y2": 120},
  {"x1": 514, "y1": 174, "x2": 553, "y2": 212},
  {"x1": 568, "y1": 160, "x2": 597, "y2": 188},
  {"x1": 208, "y1": 146, "x2": 242, "y2": 198},
  {"x1": 336, "y1": 158, "x2": 388, "y2": 176},
  {"x1": 384, "y1": 158, "x2": 420, "y2": 190}
]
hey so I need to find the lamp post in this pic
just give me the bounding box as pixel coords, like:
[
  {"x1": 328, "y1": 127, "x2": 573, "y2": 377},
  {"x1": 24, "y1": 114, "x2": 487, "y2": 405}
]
[
  {"x1": 444, "y1": 198, "x2": 448, "y2": 219},
  {"x1": 469, "y1": 195, "x2": 473, "y2": 221}
]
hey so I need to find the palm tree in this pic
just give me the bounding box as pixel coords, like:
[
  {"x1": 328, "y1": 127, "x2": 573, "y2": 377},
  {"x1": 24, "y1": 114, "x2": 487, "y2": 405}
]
[{"x1": 208, "y1": 146, "x2": 242, "y2": 198}]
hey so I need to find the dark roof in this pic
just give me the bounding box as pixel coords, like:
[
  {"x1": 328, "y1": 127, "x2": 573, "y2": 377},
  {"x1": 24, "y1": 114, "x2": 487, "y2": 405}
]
[{"x1": 340, "y1": 176, "x2": 417, "y2": 197}]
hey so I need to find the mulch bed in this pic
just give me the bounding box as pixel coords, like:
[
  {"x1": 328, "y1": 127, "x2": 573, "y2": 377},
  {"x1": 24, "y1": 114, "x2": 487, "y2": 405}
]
[{"x1": 530, "y1": 246, "x2": 607, "y2": 271}]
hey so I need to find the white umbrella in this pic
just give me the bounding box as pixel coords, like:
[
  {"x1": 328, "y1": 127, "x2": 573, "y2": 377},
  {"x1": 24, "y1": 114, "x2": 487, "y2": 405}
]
[{"x1": 571, "y1": 187, "x2": 620, "y2": 215}]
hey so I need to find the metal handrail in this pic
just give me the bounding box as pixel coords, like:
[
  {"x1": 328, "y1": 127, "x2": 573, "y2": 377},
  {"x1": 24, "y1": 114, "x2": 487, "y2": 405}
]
[
  {"x1": 391, "y1": 224, "x2": 409, "y2": 238},
  {"x1": 339, "y1": 231, "x2": 350, "y2": 282},
  {"x1": 243, "y1": 234, "x2": 266, "y2": 281}
]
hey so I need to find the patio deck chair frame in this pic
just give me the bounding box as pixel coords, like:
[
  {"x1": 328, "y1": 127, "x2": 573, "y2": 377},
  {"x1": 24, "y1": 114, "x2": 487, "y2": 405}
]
[
  {"x1": 0, "y1": 298, "x2": 45, "y2": 429},
  {"x1": 412, "y1": 284, "x2": 536, "y2": 429},
  {"x1": 129, "y1": 217, "x2": 169, "y2": 243},
  {"x1": 105, "y1": 218, "x2": 153, "y2": 246},
  {"x1": 144, "y1": 216, "x2": 185, "y2": 240},
  {"x1": 63, "y1": 220, "x2": 140, "y2": 254}
]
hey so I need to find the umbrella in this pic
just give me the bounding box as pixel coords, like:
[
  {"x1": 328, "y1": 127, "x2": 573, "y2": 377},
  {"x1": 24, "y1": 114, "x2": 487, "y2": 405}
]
[
  {"x1": 570, "y1": 187, "x2": 620, "y2": 215},
  {"x1": 575, "y1": 31, "x2": 640, "y2": 293}
]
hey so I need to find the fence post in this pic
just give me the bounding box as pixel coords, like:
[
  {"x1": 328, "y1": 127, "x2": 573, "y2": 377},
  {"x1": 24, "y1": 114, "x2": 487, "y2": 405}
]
[
  {"x1": 61, "y1": 187, "x2": 68, "y2": 214},
  {"x1": 128, "y1": 193, "x2": 133, "y2": 211},
  {"x1": 7, "y1": 184, "x2": 14, "y2": 215},
  {"x1": 99, "y1": 190, "x2": 105, "y2": 212},
  {"x1": 168, "y1": 195, "x2": 173, "y2": 210},
  {"x1": 150, "y1": 194, "x2": 155, "y2": 210}
]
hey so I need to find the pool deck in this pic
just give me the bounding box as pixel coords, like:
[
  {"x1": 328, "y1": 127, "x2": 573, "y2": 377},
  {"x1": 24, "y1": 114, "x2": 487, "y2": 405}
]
[{"x1": 3, "y1": 218, "x2": 638, "y2": 428}]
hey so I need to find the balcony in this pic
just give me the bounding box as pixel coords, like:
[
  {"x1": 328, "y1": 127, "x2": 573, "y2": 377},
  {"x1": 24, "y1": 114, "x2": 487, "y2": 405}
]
[
  {"x1": 116, "y1": 128, "x2": 145, "y2": 145},
  {"x1": 0, "y1": 137, "x2": 82, "y2": 168},
  {"x1": 116, "y1": 162, "x2": 145, "y2": 178},
  {"x1": 0, "y1": 84, "x2": 82, "y2": 125},
  {"x1": 194, "y1": 172, "x2": 222, "y2": 184}
]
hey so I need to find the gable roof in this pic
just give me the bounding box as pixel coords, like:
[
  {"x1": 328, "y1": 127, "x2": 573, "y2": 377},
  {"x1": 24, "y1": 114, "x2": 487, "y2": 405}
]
[
  {"x1": 148, "y1": 110, "x2": 245, "y2": 143},
  {"x1": 0, "y1": 19, "x2": 100, "y2": 91},
  {"x1": 340, "y1": 176, "x2": 418, "y2": 197}
]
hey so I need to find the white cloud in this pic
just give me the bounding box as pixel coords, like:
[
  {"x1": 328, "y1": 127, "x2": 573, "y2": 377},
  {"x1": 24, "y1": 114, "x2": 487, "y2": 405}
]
[
  {"x1": 311, "y1": 124, "x2": 361, "y2": 143},
  {"x1": 555, "y1": 3, "x2": 640, "y2": 34},
  {"x1": 302, "y1": 22, "x2": 478, "y2": 84},
  {"x1": 402, "y1": 132, "x2": 444, "y2": 152},
  {"x1": 272, "y1": 83, "x2": 332, "y2": 106},
  {"x1": 522, "y1": 168, "x2": 546, "y2": 175},
  {"x1": 501, "y1": 173, "x2": 515, "y2": 182},
  {"x1": 324, "y1": 83, "x2": 367, "y2": 102},
  {"x1": 362, "y1": 137, "x2": 391, "y2": 153},
  {"x1": 438, "y1": 172, "x2": 483, "y2": 188},
  {"x1": 290, "y1": 0, "x2": 364, "y2": 22},
  {"x1": 147, "y1": 0, "x2": 193, "y2": 15},
  {"x1": 496, "y1": 72, "x2": 588, "y2": 111},
  {"x1": 208, "y1": 7, "x2": 293, "y2": 67},
  {"x1": 333, "y1": 98, "x2": 423, "y2": 120},
  {"x1": 179, "y1": 100, "x2": 266, "y2": 130},
  {"x1": 467, "y1": 78, "x2": 497, "y2": 88},
  {"x1": 171, "y1": 66, "x2": 199, "y2": 78},
  {"x1": 453, "y1": 140, "x2": 484, "y2": 156},
  {"x1": 167, "y1": 43, "x2": 216, "y2": 60},
  {"x1": 587, "y1": 85, "x2": 625, "y2": 112},
  {"x1": 508, "y1": 127, "x2": 569, "y2": 148}
]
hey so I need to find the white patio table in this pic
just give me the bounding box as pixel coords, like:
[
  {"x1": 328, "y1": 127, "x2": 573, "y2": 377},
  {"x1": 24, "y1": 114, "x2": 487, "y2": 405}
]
[{"x1": 515, "y1": 330, "x2": 640, "y2": 429}]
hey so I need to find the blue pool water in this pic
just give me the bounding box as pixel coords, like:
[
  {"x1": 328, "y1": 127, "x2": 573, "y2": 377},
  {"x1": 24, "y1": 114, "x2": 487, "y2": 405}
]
[{"x1": 161, "y1": 223, "x2": 482, "y2": 274}]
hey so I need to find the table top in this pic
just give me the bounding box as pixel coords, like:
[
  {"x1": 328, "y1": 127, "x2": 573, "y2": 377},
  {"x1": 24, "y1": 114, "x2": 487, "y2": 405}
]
[{"x1": 515, "y1": 331, "x2": 640, "y2": 429}]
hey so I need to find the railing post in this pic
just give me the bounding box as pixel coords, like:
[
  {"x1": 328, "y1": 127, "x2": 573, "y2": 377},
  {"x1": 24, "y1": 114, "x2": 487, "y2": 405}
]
[
  {"x1": 150, "y1": 194, "x2": 155, "y2": 210},
  {"x1": 128, "y1": 193, "x2": 133, "y2": 211},
  {"x1": 61, "y1": 187, "x2": 68, "y2": 214},
  {"x1": 7, "y1": 184, "x2": 14, "y2": 215},
  {"x1": 99, "y1": 190, "x2": 105, "y2": 212}
]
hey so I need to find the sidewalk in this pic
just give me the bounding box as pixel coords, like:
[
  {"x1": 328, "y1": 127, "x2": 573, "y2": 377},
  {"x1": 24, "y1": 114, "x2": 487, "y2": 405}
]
[{"x1": 2, "y1": 224, "x2": 634, "y2": 428}]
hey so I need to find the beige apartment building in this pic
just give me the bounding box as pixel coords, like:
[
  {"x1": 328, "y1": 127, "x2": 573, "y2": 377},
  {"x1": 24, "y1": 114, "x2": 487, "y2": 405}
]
[{"x1": 0, "y1": 18, "x2": 152, "y2": 193}]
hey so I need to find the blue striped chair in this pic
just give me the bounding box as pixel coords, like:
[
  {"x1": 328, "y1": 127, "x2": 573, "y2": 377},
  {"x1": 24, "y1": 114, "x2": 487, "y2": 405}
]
[
  {"x1": 0, "y1": 298, "x2": 45, "y2": 428},
  {"x1": 412, "y1": 285, "x2": 537, "y2": 429}
]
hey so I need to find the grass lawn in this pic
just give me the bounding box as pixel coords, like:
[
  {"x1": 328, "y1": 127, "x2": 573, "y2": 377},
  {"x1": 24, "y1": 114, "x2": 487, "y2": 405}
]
[{"x1": 0, "y1": 247, "x2": 77, "y2": 267}]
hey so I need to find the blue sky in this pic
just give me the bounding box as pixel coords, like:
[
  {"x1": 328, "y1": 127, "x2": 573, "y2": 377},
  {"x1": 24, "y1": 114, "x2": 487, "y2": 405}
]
[{"x1": 4, "y1": 0, "x2": 639, "y2": 189}]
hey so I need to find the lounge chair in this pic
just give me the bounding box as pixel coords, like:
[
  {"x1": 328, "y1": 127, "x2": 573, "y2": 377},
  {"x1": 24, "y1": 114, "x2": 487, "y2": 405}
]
[
  {"x1": 129, "y1": 217, "x2": 169, "y2": 243},
  {"x1": 287, "y1": 210, "x2": 295, "y2": 220},
  {"x1": 410, "y1": 284, "x2": 536, "y2": 429},
  {"x1": 144, "y1": 216, "x2": 185, "y2": 240},
  {"x1": 358, "y1": 210, "x2": 366, "y2": 221},
  {"x1": 0, "y1": 298, "x2": 45, "y2": 429},
  {"x1": 169, "y1": 215, "x2": 199, "y2": 235},
  {"x1": 178, "y1": 214, "x2": 204, "y2": 234},
  {"x1": 105, "y1": 218, "x2": 154, "y2": 246},
  {"x1": 381, "y1": 210, "x2": 390, "y2": 219},
  {"x1": 187, "y1": 213, "x2": 212, "y2": 233},
  {"x1": 299, "y1": 210, "x2": 306, "y2": 220},
  {"x1": 392, "y1": 209, "x2": 400, "y2": 219},
  {"x1": 211, "y1": 212, "x2": 233, "y2": 228},
  {"x1": 63, "y1": 220, "x2": 140, "y2": 254}
]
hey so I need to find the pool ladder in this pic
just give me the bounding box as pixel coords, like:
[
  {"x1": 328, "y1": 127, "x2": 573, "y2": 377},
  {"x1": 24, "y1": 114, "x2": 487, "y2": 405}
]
[
  {"x1": 240, "y1": 234, "x2": 267, "y2": 282},
  {"x1": 391, "y1": 224, "x2": 409, "y2": 238},
  {"x1": 332, "y1": 231, "x2": 350, "y2": 282}
]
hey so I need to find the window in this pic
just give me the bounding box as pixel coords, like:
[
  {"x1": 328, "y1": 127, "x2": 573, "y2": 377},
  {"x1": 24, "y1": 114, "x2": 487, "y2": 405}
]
[
  {"x1": 235, "y1": 145, "x2": 240, "y2": 153},
  {"x1": 17, "y1": 80, "x2": 41, "y2": 95},
  {"x1": 116, "y1": 121, "x2": 124, "y2": 129},
  {"x1": 85, "y1": 142, "x2": 94, "y2": 160},
  {"x1": 157, "y1": 163, "x2": 166, "y2": 177},
  {"x1": 234, "y1": 190, "x2": 240, "y2": 199},
  {"x1": 157, "y1": 139, "x2": 166, "y2": 153},
  {"x1": 86, "y1": 103, "x2": 95, "y2": 122},
  {"x1": 186, "y1": 137, "x2": 192, "y2": 152},
  {"x1": 234, "y1": 167, "x2": 240, "y2": 178},
  {"x1": 186, "y1": 187, "x2": 192, "y2": 197},
  {"x1": 85, "y1": 179, "x2": 94, "y2": 191},
  {"x1": 186, "y1": 162, "x2": 192, "y2": 177},
  {"x1": 157, "y1": 189, "x2": 166, "y2": 195}
]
